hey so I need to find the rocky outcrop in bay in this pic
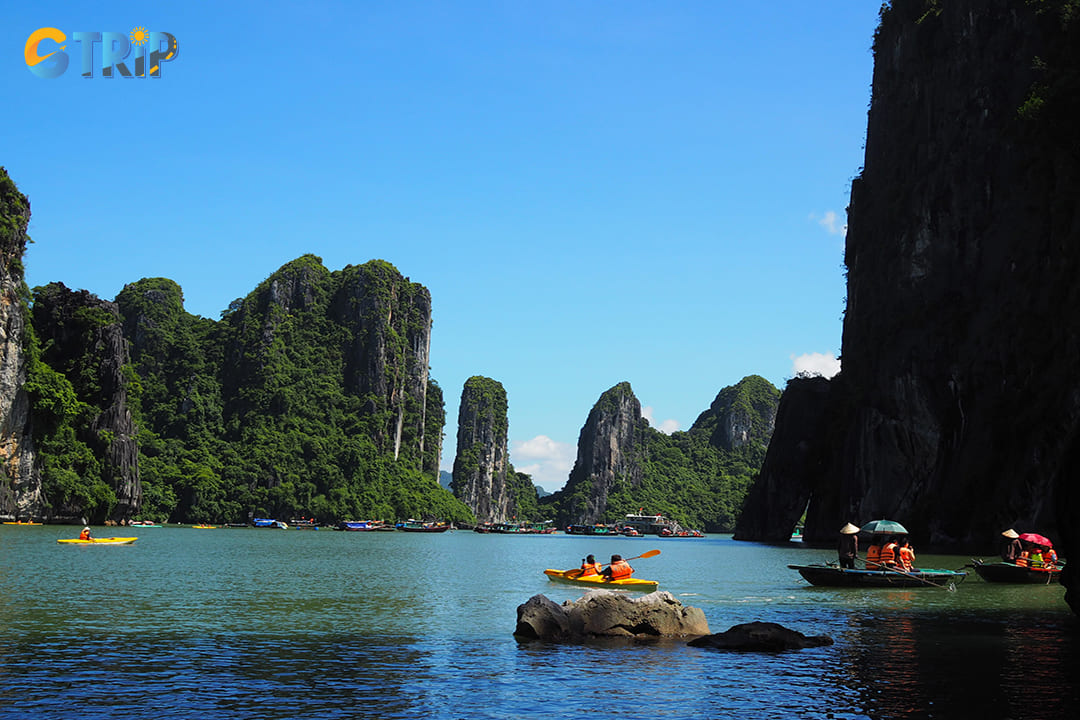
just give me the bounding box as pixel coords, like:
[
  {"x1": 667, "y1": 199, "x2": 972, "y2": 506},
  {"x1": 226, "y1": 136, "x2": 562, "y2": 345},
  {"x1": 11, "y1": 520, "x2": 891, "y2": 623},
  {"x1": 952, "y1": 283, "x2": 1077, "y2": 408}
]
[
  {"x1": 735, "y1": 0, "x2": 1080, "y2": 613},
  {"x1": 0, "y1": 167, "x2": 39, "y2": 520},
  {"x1": 514, "y1": 590, "x2": 710, "y2": 642},
  {"x1": 452, "y1": 376, "x2": 511, "y2": 522}
]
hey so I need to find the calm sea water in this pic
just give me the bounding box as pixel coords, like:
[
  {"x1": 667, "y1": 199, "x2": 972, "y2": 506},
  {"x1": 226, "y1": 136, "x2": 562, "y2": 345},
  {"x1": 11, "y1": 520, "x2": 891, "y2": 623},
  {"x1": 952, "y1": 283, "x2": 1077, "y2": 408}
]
[{"x1": 1, "y1": 525, "x2": 1076, "y2": 719}]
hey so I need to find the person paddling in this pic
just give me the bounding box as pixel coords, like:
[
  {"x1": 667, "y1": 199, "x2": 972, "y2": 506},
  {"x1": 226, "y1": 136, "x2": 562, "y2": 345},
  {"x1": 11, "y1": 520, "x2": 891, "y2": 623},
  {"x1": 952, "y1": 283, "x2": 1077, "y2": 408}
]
[
  {"x1": 602, "y1": 554, "x2": 633, "y2": 580},
  {"x1": 838, "y1": 523, "x2": 859, "y2": 569},
  {"x1": 79, "y1": 526, "x2": 92, "y2": 541}
]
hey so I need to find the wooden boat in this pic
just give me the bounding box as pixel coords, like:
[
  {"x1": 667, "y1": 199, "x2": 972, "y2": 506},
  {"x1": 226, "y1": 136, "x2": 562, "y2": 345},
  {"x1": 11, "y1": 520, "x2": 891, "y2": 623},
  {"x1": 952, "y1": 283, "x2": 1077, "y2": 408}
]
[
  {"x1": 788, "y1": 563, "x2": 967, "y2": 588},
  {"x1": 565, "y1": 524, "x2": 620, "y2": 536},
  {"x1": 396, "y1": 520, "x2": 451, "y2": 533},
  {"x1": 57, "y1": 537, "x2": 137, "y2": 545},
  {"x1": 544, "y1": 568, "x2": 659, "y2": 591},
  {"x1": 971, "y1": 560, "x2": 1062, "y2": 584}
]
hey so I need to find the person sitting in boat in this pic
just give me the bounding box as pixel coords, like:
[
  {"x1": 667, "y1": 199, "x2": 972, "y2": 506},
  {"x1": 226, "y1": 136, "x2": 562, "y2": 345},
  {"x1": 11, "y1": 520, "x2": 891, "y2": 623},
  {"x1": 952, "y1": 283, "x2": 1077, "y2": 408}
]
[
  {"x1": 1015, "y1": 548, "x2": 1030, "y2": 568},
  {"x1": 79, "y1": 526, "x2": 92, "y2": 541},
  {"x1": 897, "y1": 538, "x2": 916, "y2": 572},
  {"x1": 865, "y1": 540, "x2": 882, "y2": 568},
  {"x1": 878, "y1": 537, "x2": 899, "y2": 568},
  {"x1": 1043, "y1": 547, "x2": 1059, "y2": 570},
  {"x1": 579, "y1": 554, "x2": 603, "y2": 577},
  {"x1": 602, "y1": 554, "x2": 633, "y2": 580},
  {"x1": 838, "y1": 523, "x2": 859, "y2": 569},
  {"x1": 1001, "y1": 529, "x2": 1023, "y2": 562},
  {"x1": 1029, "y1": 547, "x2": 1045, "y2": 570}
]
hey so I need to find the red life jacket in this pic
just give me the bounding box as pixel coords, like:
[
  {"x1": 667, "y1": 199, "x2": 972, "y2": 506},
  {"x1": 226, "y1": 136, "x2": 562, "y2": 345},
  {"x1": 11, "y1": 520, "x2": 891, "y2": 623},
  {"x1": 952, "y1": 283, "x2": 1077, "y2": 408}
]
[
  {"x1": 898, "y1": 546, "x2": 915, "y2": 570},
  {"x1": 880, "y1": 543, "x2": 897, "y2": 565},
  {"x1": 866, "y1": 545, "x2": 882, "y2": 564},
  {"x1": 608, "y1": 560, "x2": 633, "y2": 580}
]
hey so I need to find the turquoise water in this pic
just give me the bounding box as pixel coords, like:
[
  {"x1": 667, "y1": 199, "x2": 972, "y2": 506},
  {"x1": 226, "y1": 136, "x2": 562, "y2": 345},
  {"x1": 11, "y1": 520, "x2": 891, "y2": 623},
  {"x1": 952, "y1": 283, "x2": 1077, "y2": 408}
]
[{"x1": 2, "y1": 525, "x2": 1076, "y2": 719}]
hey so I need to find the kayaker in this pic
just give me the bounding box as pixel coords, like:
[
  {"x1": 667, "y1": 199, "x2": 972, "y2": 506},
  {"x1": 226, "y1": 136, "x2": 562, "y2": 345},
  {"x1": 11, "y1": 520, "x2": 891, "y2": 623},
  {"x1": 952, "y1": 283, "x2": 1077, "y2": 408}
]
[
  {"x1": 837, "y1": 523, "x2": 859, "y2": 569},
  {"x1": 79, "y1": 526, "x2": 92, "y2": 541},
  {"x1": 602, "y1": 554, "x2": 633, "y2": 580},
  {"x1": 579, "y1": 554, "x2": 602, "y2": 577},
  {"x1": 1000, "y1": 529, "x2": 1023, "y2": 562}
]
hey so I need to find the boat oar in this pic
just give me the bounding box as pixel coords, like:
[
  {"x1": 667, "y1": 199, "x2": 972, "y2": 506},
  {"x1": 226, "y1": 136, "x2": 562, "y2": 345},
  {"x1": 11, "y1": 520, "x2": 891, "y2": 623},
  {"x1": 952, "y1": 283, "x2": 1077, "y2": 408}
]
[
  {"x1": 565, "y1": 549, "x2": 661, "y2": 579},
  {"x1": 865, "y1": 559, "x2": 956, "y2": 592}
]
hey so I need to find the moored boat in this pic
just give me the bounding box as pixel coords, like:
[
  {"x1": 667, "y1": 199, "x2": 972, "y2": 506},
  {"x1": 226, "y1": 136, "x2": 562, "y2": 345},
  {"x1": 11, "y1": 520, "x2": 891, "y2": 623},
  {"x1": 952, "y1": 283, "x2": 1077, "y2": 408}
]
[
  {"x1": 57, "y1": 536, "x2": 137, "y2": 545},
  {"x1": 253, "y1": 518, "x2": 288, "y2": 529},
  {"x1": 338, "y1": 520, "x2": 391, "y2": 532},
  {"x1": 565, "y1": 524, "x2": 620, "y2": 536},
  {"x1": 396, "y1": 520, "x2": 451, "y2": 532},
  {"x1": 971, "y1": 559, "x2": 1062, "y2": 584},
  {"x1": 543, "y1": 568, "x2": 659, "y2": 591},
  {"x1": 788, "y1": 563, "x2": 967, "y2": 588}
]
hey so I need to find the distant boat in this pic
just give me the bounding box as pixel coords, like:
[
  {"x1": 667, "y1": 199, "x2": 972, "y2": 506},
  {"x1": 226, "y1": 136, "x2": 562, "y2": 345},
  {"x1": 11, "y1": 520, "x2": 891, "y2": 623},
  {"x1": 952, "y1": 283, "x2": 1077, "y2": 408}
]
[
  {"x1": 338, "y1": 520, "x2": 392, "y2": 532},
  {"x1": 395, "y1": 520, "x2": 451, "y2": 533},
  {"x1": 253, "y1": 518, "x2": 288, "y2": 529},
  {"x1": 565, "y1": 524, "x2": 620, "y2": 536},
  {"x1": 622, "y1": 512, "x2": 705, "y2": 537}
]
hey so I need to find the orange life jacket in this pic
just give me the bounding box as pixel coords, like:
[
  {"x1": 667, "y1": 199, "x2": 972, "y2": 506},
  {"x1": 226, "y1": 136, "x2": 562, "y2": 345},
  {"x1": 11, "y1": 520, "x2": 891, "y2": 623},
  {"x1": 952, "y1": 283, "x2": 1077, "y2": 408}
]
[
  {"x1": 79, "y1": 529, "x2": 91, "y2": 540},
  {"x1": 866, "y1": 545, "x2": 882, "y2": 565},
  {"x1": 1015, "y1": 551, "x2": 1029, "y2": 568},
  {"x1": 880, "y1": 543, "x2": 898, "y2": 565},
  {"x1": 1044, "y1": 549, "x2": 1058, "y2": 569},
  {"x1": 580, "y1": 562, "x2": 602, "y2": 577},
  {"x1": 608, "y1": 560, "x2": 633, "y2": 580},
  {"x1": 898, "y1": 546, "x2": 915, "y2": 571}
]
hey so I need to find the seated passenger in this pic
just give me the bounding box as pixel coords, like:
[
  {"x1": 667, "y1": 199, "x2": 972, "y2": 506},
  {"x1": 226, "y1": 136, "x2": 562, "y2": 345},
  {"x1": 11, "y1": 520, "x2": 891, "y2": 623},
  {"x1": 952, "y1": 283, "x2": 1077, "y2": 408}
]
[
  {"x1": 897, "y1": 538, "x2": 916, "y2": 572},
  {"x1": 866, "y1": 542, "x2": 882, "y2": 568},
  {"x1": 1029, "y1": 548, "x2": 1045, "y2": 570},
  {"x1": 879, "y1": 537, "x2": 899, "y2": 567},
  {"x1": 579, "y1": 554, "x2": 602, "y2": 577}
]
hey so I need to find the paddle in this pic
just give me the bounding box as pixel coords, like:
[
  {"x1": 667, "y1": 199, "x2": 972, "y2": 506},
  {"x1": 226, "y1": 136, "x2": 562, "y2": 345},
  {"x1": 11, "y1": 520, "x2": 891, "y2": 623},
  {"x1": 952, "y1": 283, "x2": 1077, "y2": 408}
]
[
  {"x1": 864, "y1": 558, "x2": 957, "y2": 592},
  {"x1": 564, "y1": 549, "x2": 661, "y2": 579}
]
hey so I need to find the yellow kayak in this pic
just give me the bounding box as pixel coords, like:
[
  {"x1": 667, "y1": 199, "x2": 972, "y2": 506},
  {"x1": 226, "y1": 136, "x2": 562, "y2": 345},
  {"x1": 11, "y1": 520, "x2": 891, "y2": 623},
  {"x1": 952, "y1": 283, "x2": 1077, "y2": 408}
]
[
  {"x1": 57, "y1": 537, "x2": 137, "y2": 545},
  {"x1": 544, "y1": 568, "x2": 659, "y2": 591}
]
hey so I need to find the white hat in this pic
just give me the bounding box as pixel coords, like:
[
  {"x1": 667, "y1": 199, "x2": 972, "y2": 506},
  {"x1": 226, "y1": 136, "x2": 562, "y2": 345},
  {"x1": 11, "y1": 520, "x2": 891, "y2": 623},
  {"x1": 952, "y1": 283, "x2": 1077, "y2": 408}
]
[
  {"x1": 1002, "y1": 528, "x2": 1019, "y2": 539},
  {"x1": 840, "y1": 523, "x2": 860, "y2": 535}
]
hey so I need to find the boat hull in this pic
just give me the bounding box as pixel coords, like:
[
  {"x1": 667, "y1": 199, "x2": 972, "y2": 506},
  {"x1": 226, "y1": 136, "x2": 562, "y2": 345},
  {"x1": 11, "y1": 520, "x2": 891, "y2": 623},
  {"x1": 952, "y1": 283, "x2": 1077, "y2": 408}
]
[
  {"x1": 973, "y1": 561, "x2": 1061, "y2": 584},
  {"x1": 57, "y1": 537, "x2": 137, "y2": 545},
  {"x1": 788, "y1": 564, "x2": 966, "y2": 588},
  {"x1": 544, "y1": 569, "x2": 659, "y2": 591}
]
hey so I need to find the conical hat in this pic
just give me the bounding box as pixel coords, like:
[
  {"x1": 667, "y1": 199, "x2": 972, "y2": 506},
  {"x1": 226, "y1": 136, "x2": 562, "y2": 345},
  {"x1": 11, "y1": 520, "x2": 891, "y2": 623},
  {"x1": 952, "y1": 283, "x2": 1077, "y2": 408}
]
[
  {"x1": 1002, "y1": 528, "x2": 1019, "y2": 539},
  {"x1": 840, "y1": 523, "x2": 860, "y2": 535}
]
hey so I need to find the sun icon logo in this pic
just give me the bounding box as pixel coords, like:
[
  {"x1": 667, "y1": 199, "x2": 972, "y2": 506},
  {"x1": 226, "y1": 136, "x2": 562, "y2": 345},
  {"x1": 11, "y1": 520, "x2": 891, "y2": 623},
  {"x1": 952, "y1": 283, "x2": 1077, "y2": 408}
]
[{"x1": 130, "y1": 27, "x2": 149, "y2": 46}]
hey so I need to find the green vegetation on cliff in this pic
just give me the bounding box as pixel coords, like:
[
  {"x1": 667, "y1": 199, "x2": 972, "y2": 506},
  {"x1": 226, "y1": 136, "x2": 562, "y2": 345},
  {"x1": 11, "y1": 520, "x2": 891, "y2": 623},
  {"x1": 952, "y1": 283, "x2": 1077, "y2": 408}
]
[{"x1": 542, "y1": 376, "x2": 779, "y2": 532}]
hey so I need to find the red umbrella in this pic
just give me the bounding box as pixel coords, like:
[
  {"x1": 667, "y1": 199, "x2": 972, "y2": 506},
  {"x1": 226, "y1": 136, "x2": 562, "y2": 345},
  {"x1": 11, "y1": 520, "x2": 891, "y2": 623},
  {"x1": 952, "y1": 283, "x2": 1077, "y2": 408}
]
[{"x1": 1018, "y1": 532, "x2": 1053, "y2": 548}]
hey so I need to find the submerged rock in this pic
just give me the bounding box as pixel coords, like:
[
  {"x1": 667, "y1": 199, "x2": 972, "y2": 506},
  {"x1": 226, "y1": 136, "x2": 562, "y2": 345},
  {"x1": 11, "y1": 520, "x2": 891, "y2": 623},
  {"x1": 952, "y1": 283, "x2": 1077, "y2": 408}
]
[
  {"x1": 514, "y1": 590, "x2": 710, "y2": 642},
  {"x1": 688, "y1": 621, "x2": 833, "y2": 651}
]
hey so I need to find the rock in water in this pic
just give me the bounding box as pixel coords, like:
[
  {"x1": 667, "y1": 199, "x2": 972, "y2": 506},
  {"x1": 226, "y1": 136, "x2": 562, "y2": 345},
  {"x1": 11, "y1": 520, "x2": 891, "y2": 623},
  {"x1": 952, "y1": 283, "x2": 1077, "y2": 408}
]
[
  {"x1": 688, "y1": 621, "x2": 833, "y2": 651},
  {"x1": 514, "y1": 590, "x2": 710, "y2": 642}
]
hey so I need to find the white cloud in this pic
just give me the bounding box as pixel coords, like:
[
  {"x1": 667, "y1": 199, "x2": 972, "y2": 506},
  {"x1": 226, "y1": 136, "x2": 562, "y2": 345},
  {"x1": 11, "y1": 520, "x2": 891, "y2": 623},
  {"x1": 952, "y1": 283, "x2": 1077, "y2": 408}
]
[
  {"x1": 512, "y1": 435, "x2": 576, "y2": 493},
  {"x1": 810, "y1": 210, "x2": 847, "y2": 236},
  {"x1": 641, "y1": 407, "x2": 681, "y2": 434},
  {"x1": 790, "y1": 352, "x2": 841, "y2": 378}
]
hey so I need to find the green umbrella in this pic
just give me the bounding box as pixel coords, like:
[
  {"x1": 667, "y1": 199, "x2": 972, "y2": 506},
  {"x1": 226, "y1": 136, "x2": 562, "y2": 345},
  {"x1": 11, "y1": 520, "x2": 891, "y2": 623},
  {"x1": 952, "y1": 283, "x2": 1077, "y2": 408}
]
[{"x1": 860, "y1": 519, "x2": 908, "y2": 535}]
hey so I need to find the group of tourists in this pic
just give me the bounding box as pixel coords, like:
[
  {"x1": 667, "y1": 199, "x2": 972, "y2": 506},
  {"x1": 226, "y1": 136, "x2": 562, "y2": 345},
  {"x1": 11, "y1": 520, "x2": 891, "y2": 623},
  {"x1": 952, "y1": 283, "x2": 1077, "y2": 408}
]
[
  {"x1": 1000, "y1": 528, "x2": 1059, "y2": 570},
  {"x1": 837, "y1": 523, "x2": 917, "y2": 572},
  {"x1": 579, "y1": 553, "x2": 634, "y2": 580}
]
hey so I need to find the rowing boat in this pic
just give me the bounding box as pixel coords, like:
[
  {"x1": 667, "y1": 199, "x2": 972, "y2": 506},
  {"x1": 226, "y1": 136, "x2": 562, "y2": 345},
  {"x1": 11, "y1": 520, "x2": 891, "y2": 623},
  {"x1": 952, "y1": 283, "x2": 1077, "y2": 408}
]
[
  {"x1": 971, "y1": 560, "x2": 1062, "y2": 584},
  {"x1": 788, "y1": 563, "x2": 966, "y2": 588},
  {"x1": 57, "y1": 537, "x2": 137, "y2": 545},
  {"x1": 543, "y1": 568, "x2": 659, "y2": 591}
]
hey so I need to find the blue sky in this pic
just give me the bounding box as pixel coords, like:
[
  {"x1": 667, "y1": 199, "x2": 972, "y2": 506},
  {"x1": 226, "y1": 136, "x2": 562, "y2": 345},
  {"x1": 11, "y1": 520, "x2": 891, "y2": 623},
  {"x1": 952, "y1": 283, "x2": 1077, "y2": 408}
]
[{"x1": 3, "y1": 1, "x2": 880, "y2": 491}]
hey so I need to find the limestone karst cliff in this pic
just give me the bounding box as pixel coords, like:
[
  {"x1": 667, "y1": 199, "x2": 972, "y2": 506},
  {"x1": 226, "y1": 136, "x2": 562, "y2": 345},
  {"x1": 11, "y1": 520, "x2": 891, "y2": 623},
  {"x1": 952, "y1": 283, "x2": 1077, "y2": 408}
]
[
  {"x1": 452, "y1": 376, "x2": 512, "y2": 522},
  {"x1": 544, "y1": 376, "x2": 779, "y2": 532},
  {"x1": 0, "y1": 167, "x2": 38, "y2": 519},
  {"x1": 31, "y1": 283, "x2": 141, "y2": 522},
  {"x1": 735, "y1": 0, "x2": 1080, "y2": 612}
]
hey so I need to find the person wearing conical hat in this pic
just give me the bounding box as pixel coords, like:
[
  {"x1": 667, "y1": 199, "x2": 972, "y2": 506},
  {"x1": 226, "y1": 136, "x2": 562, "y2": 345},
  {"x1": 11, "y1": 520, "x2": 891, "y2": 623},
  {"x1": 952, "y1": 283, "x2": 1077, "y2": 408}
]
[
  {"x1": 838, "y1": 522, "x2": 859, "y2": 569},
  {"x1": 1001, "y1": 528, "x2": 1023, "y2": 562}
]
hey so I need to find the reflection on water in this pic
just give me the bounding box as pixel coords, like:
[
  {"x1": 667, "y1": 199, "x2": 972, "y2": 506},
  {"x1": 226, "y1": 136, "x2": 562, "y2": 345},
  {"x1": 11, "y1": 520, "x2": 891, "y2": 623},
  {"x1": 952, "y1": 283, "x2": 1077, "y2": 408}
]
[{"x1": 1, "y1": 527, "x2": 1077, "y2": 719}]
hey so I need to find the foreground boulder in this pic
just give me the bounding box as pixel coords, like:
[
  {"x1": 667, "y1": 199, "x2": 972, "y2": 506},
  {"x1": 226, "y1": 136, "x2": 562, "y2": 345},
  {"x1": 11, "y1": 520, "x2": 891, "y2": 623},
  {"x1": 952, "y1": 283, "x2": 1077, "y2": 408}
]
[
  {"x1": 688, "y1": 621, "x2": 833, "y2": 651},
  {"x1": 514, "y1": 590, "x2": 710, "y2": 642}
]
